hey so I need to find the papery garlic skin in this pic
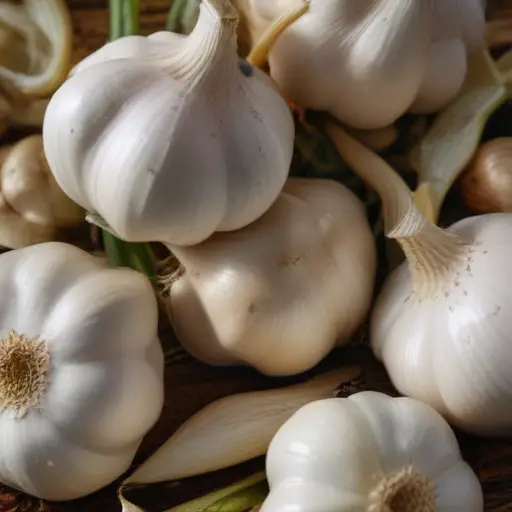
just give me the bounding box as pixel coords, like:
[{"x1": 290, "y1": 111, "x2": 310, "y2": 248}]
[
  {"x1": 372, "y1": 213, "x2": 512, "y2": 437},
  {"x1": 43, "y1": 0, "x2": 294, "y2": 246},
  {"x1": 168, "y1": 178, "x2": 376, "y2": 376},
  {"x1": 267, "y1": 0, "x2": 486, "y2": 129},
  {"x1": 262, "y1": 392, "x2": 482, "y2": 511},
  {"x1": 0, "y1": 242, "x2": 164, "y2": 500}
]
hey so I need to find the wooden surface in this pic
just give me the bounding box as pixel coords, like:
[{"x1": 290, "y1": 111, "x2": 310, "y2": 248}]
[{"x1": 0, "y1": 1, "x2": 512, "y2": 511}]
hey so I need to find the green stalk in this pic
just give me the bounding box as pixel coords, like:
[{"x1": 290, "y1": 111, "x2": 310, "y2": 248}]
[
  {"x1": 110, "y1": 0, "x2": 140, "y2": 40},
  {"x1": 166, "y1": 0, "x2": 190, "y2": 33},
  {"x1": 169, "y1": 472, "x2": 268, "y2": 512},
  {"x1": 102, "y1": 0, "x2": 157, "y2": 279}
]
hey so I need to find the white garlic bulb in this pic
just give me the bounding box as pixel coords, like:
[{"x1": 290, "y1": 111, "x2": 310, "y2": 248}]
[
  {"x1": 328, "y1": 123, "x2": 512, "y2": 437},
  {"x1": 42, "y1": 0, "x2": 294, "y2": 247},
  {"x1": 263, "y1": 392, "x2": 483, "y2": 511},
  {"x1": 268, "y1": 0, "x2": 485, "y2": 129},
  {"x1": 0, "y1": 242, "x2": 164, "y2": 500},
  {"x1": 167, "y1": 177, "x2": 376, "y2": 376}
]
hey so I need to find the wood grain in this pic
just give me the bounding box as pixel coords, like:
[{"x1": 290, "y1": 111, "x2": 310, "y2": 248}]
[{"x1": 0, "y1": 1, "x2": 512, "y2": 511}]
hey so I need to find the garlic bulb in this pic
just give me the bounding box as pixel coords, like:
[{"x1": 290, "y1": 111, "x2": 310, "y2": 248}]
[
  {"x1": 0, "y1": 135, "x2": 84, "y2": 249},
  {"x1": 328, "y1": 123, "x2": 512, "y2": 437},
  {"x1": 166, "y1": 177, "x2": 376, "y2": 376},
  {"x1": 0, "y1": 0, "x2": 72, "y2": 97},
  {"x1": 459, "y1": 137, "x2": 512, "y2": 213},
  {"x1": 267, "y1": 0, "x2": 486, "y2": 129},
  {"x1": 0, "y1": 242, "x2": 164, "y2": 501},
  {"x1": 43, "y1": 0, "x2": 295, "y2": 246},
  {"x1": 262, "y1": 392, "x2": 483, "y2": 511}
]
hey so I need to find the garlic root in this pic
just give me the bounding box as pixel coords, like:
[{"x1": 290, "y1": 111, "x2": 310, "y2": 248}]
[{"x1": 459, "y1": 137, "x2": 512, "y2": 213}]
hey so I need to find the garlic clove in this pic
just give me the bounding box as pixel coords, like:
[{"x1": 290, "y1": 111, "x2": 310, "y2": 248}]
[
  {"x1": 459, "y1": 137, "x2": 512, "y2": 213},
  {"x1": 0, "y1": 0, "x2": 73, "y2": 98},
  {"x1": 43, "y1": 0, "x2": 295, "y2": 246},
  {"x1": 411, "y1": 47, "x2": 508, "y2": 223},
  {"x1": 118, "y1": 367, "x2": 359, "y2": 510},
  {"x1": 1, "y1": 135, "x2": 83, "y2": 227}
]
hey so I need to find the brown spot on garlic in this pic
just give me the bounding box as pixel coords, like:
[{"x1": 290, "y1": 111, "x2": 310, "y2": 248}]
[
  {"x1": 459, "y1": 137, "x2": 512, "y2": 213},
  {"x1": 0, "y1": 330, "x2": 50, "y2": 419},
  {"x1": 368, "y1": 465, "x2": 437, "y2": 512}
]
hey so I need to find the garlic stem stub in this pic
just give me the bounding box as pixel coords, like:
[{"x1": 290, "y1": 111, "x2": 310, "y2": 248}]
[
  {"x1": 165, "y1": 177, "x2": 376, "y2": 377},
  {"x1": 0, "y1": 242, "x2": 164, "y2": 501},
  {"x1": 266, "y1": 0, "x2": 486, "y2": 130},
  {"x1": 262, "y1": 391, "x2": 483, "y2": 511},
  {"x1": 459, "y1": 137, "x2": 512, "y2": 213},
  {"x1": 119, "y1": 368, "x2": 360, "y2": 512},
  {"x1": 43, "y1": 0, "x2": 295, "y2": 247},
  {"x1": 327, "y1": 122, "x2": 512, "y2": 437}
]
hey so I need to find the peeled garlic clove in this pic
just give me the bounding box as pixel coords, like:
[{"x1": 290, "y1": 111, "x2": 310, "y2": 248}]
[
  {"x1": 412, "y1": 48, "x2": 509, "y2": 224},
  {"x1": 328, "y1": 123, "x2": 512, "y2": 437},
  {"x1": 267, "y1": 0, "x2": 485, "y2": 130},
  {"x1": 0, "y1": 0, "x2": 72, "y2": 97},
  {"x1": 166, "y1": 177, "x2": 376, "y2": 377},
  {"x1": 459, "y1": 137, "x2": 512, "y2": 213},
  {"x1": 43, "y1": 0, "x2": 295, "y2": 247}
]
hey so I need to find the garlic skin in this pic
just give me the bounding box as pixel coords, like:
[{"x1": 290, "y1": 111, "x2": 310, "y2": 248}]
[
  {"x1": 267, "y1": 0, "x2": 486, "y2": 129},
  {"x1": 43, "y1": 0, "x2": 294, "y2": 247},
  {"x1": 459, "y1": 137, "x2": 512, "y2": 213},
  {"x1": 372, "y1": 213, "x2": 512, "y2": 437},
  {"x1": 0, "y1": 242, "x2": 164, "y2": 501},
  {"x1": 0, "y1": 135, "x2": 83, "y2": 249},
  {"x1": 262, "y1": 392, "x2": 482, "y2": 511},
  {"x1": 0, "y1": 0, "x2": 72, "y2": 97},
  {"x1": 167, "y1": 177, "x2": 376, "y2": 376}
]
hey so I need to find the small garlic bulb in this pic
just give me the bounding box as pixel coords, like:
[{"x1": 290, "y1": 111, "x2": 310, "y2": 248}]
[
  {"x1": 268, "y1": 0, "x2": 485, "y2": 129},
  {"x1": 43, "y1": 0, "x2": 295, "y2": 246},
  {"x1": 0, "y1": 135, "x2": 83, "y2": 249},
  {"x1": 166, "y1": 177, "x2": 376, "y2": 376},
  {"x1": 328, "y1": 123, "x2": 512, "y2": 437},
  {"x1": 459, "y1": 137, "x2": 512, "y2": 213}
]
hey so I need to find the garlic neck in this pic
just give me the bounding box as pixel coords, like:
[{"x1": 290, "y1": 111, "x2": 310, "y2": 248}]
[
  {"x1": 326, "y1": 123, "x2": 470, "y2": 299},
  {"x1": 0, "y1": 330, "x2": 50, "y2": 419},
  {"x1": 169, "y1": 0, "x2": 239, "y2": 85},
  {"x1": 368, "y1": 466, "x2": 437, "y2": 512}
]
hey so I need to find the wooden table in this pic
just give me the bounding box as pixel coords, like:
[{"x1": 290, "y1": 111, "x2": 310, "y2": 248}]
[{"x1": 0, "y1": 1, "x2": 511, "y2": 510}]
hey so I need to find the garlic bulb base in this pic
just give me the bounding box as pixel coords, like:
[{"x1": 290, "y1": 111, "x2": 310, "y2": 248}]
[
  {"x1": 0, "y1": 330, "x2": 49, "y2": 419},
  {"x1": 369, "y1": 466, "x2": 436, "y2": 512}
]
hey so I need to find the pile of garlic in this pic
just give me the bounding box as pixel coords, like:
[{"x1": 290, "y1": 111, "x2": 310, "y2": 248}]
[{"x1": 1, "y1": 0, "x2": 510, "y2": 509}]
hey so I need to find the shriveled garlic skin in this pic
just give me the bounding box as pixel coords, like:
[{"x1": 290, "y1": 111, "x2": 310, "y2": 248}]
[
  {"x1": 0, "y1": 242, "x2": 164, "y2": 500},
  {"x1": 267, "y1": 0, "x2": 486, "y2": 129},
  {"x1": 43, "y1": 0, "x2": 294, "y2": 246},
  {"x1": 0, "y1": 135, "x2": 83, "y2": 249},
  {"x1": 372, "y1": 213, "x2": 512, "y2": 437},
  {"x1": 168, "y1": 178, "x2": 376, "y2": 376},
  {"x1": 262, "y1": 392, "x2": 482, "y2": 511}
]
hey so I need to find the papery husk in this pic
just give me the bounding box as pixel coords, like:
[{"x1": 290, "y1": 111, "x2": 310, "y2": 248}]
[
  {"x1": 0, "y1": 0, "x2": 73, "y2": 98},
  {"x1": 118, "y1": 367, "x2": 361, "y2": 512},
  {"x1": 411, "y1": 47, "x2": 510, "y2": 223}
]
